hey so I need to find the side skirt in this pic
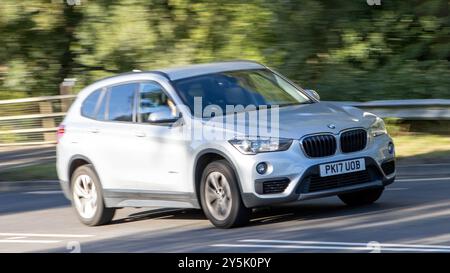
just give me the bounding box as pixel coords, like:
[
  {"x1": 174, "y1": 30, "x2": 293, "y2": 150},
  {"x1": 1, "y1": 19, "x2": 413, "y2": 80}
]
[{"x1": 103, "y1": 189, "x2": 200, "y2": 209}]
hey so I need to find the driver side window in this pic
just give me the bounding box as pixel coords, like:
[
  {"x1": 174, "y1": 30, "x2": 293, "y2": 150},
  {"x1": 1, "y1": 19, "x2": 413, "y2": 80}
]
[{"x1": 138, "y1": 82, "x2": 174, "y2": 123}]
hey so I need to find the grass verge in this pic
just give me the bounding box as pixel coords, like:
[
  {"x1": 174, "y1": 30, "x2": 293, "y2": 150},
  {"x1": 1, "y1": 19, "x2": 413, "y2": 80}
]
[
  {"x1": 392, "y1": 134, "x2": 450, "y2": 159},
  {"x1": 0, "y1": 162, "x2": 57, "y2": 181}
]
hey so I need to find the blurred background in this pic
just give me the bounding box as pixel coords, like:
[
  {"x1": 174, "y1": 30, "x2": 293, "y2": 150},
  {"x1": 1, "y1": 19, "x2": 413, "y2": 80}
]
[
  {"x1": 0, "y1": 0, "x2": 448, "y2": 99},
  {"x1": 0, "y1": 0, "x2": 449, "y2": 181}
]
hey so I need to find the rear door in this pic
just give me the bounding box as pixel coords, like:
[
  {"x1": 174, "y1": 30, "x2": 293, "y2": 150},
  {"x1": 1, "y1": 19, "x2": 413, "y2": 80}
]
[{"x1": 88, "y1": 82, "x2": 140, "y2": 190}]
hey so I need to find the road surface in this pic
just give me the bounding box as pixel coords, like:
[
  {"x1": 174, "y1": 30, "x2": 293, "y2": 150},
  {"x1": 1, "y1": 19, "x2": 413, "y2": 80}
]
[
  {"x1": 1, "y1": 158, "x2": 450, "y2": 252},
  {"x1": 0, "y1": 145, "x2": 56, "y2": 172}
]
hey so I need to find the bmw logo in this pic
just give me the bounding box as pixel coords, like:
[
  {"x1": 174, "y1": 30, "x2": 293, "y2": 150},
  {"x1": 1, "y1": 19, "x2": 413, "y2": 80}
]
[{"x1": 327, "y1": 124, "x2": 336, "y2": 129}]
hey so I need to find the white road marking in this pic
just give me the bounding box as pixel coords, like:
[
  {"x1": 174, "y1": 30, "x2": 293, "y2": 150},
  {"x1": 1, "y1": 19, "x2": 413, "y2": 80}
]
[
  {"x1": 385, "y1": 187, "x2": 408, "y2": 191},
  {"x1": 397, "y1": 177, "x2": 450, "y2": 182},
  {"x1": 0, "y1": 232, "x2": 93, "y2": 245},
  {"x1": 23, "y1": 191, "x2": 63, "y2": 195},
  {"x1": 211, "y1": 239, "x2": 450, "y2": 252},
  {"x1": 211, "y1": 243, "x2": 450, "y2": 252},
  {"x1": 0, "y1": 239, "x2": 60, "y2": 244},
  {"x1": 398, "y1": 163, "x2": 450, "y2": 167},
  {"x1": 0, "y1": 233, "x2": 94, "y2": 238},
  {"x1": 240, "y1": 239, "x2": 450, "y2": 250}
]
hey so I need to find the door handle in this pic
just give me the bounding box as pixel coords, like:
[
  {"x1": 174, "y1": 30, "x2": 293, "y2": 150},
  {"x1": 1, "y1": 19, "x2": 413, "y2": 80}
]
[
  {"x1": 135, "y1": 131, "x2": 146, "y2": 137},
  {"x1": 89, "y1": 128, "x2": 100, "y2": 133}
]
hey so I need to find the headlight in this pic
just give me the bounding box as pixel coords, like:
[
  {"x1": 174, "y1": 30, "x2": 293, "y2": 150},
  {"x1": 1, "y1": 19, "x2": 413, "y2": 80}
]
[
  {"x1": 228, "y1": 138, "x2": 293, "y2": 154},
  {"x1": 369, "y1": 117, "x2": 387, "y2": 137}
]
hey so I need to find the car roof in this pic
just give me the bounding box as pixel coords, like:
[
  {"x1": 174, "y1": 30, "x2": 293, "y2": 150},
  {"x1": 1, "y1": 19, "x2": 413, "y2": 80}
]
[
  {"x1": 87, "y1": 60, "x2": 266, "y2": 89},
  {"x1": 150, "y1": 60, "x2": 265, "y2": 81}
]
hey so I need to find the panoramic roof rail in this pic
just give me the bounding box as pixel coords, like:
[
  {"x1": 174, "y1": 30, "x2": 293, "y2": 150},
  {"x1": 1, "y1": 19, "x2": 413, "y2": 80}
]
[
  {"x1": 145, "y1": 70, "x2": 171, "y2": 80},
  {"x1": 214, "y1": 59, "x2": 266, "y2": 67},
  {"x1": 89, "y1": 60, "x2": 263, "y2": 86}
]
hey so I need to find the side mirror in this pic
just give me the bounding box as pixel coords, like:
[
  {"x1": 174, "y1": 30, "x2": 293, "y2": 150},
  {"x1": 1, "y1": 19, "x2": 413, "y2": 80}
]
[
  {"x1": 147, "y1": 107, "x2": 181, "y2": 124},
  {"x1": 305, "y1": 89, "x2": 320, "y2": 101}
]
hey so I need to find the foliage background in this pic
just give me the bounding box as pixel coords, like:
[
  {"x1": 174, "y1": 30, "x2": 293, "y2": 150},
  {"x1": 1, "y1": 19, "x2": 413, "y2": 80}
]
[{"x1": 0, "y1": 0, "x2": 448, "y2": 101}]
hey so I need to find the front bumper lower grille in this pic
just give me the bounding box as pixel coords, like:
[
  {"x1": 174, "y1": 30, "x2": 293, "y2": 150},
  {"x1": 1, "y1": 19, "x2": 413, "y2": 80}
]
[
  {"x1": 262, "y1": 179, "x2": 290, "y2": 194},
  {"x1": 297, "y1": 159, "x2": 384, "y2": 194},
  {"x1": 305, "y1": 170, "x2": 372, "y2": 193}
]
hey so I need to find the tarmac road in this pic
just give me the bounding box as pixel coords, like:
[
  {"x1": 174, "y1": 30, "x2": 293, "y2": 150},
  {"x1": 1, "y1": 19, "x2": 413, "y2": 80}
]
[{"x1": 1, "y1": 158, "x2": 450, "y2": 253}]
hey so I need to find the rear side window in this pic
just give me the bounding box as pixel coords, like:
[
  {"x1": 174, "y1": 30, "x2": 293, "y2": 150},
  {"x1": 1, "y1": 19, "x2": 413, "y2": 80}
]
[
  {"x1": 107, "y1": 83, "x2": 137, "y2": 122},
  {"x1": 81, "y1": 89, "x2": 102, "y2": 118}
]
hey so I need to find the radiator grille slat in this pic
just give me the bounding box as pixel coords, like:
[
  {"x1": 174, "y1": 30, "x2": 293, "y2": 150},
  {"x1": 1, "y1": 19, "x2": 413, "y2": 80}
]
[
  {"x1": 302, "y1": 134, "x2": 336, "y2": 157},
  {"x1": 301, "y1": 129, "x2": 367, "y2": 158},
  {"x1": 340, "y1": 129, "x2": 367, "y2": 153}
]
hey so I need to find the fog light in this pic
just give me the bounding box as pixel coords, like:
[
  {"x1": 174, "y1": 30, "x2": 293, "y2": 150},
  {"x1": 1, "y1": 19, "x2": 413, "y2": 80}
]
[
  {"x1": 388, "y1": 142, "x2": 395, "y2": 154},
  {"x1": 256, "y1": 162, "x2": 268, "y2": 174}
]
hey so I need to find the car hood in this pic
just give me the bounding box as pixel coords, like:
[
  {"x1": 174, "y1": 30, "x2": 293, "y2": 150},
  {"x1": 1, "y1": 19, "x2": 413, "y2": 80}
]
[{"x1": 201, "y1": 102, "x2": 377, "y2": 139}]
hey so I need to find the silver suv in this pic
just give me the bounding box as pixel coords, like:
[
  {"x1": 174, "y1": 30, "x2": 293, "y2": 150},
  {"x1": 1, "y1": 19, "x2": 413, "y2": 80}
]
[{"x1": 57, "y1": 61, "x2": 396, "y2": 228}]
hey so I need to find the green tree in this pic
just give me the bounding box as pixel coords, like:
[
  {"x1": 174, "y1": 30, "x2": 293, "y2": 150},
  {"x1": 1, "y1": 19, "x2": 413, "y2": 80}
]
[{"x1": 0, "y1": 0, "x2": 448, "y2": 101}]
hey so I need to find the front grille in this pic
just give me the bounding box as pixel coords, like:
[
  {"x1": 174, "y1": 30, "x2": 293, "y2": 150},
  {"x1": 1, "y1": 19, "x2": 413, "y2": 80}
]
[
  {"x1": 302, "y1": 134, "x2": 336, "y2": 158},
  {"x1": 381, "y1": 160, "x2": 395, "y2": 175},
  {"x1": 262, "y1": 179, "x2": 290, "y2": 194},
  {"x1": 303, "y1": 170, "x2": 372, "y2": 193},
  {"x1": 340, "y1": 129, "x2": 367, "y2": 153}
]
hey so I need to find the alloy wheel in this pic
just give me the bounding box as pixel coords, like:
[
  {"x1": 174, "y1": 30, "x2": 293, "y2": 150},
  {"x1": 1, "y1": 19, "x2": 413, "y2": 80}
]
[
  {"x1": 204, "y1": 171, "x2": 232, "y2": 221},
  {"x1": 73, "y1": 174, "x2": 98, "y2": 219}
]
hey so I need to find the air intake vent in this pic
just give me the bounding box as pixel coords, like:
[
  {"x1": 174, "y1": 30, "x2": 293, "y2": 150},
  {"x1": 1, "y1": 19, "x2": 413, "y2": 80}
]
[
  {"x1": 340, "y1": 129, "x2": 367, "y2": 153},
  {"x1": 381, "y1": 160, "x2": 395, "y2": 175},
  {"x1": 262, "y1": 179, "x2": 290, "y2": 194},
  {"x1": 302, "y1": 134, "x2": 337, "y2": 158},
  {"x1": 305, "y1": 170, "x2": 372, "y2": 193}
]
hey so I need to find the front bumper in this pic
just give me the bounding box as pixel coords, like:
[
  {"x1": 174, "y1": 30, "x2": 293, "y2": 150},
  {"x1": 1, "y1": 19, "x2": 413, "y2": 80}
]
[
  {"x1": 234, "y1": 134, "x2": 396, "y2": 208},
  {"x1": 242, "y1": 157, "x2": 395, "y2": 207}
]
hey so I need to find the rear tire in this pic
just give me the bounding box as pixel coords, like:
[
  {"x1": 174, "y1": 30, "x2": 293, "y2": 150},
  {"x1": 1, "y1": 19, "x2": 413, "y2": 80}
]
[
  {"x1": 71, "y1": 164, "x2": 115, "y2": 226},
  {"x1": 200, "y1": 160, "x2": 250, "y2": 228},
  {"x1": 338, "y1": 187, "x2": 384, "y2": 206}
]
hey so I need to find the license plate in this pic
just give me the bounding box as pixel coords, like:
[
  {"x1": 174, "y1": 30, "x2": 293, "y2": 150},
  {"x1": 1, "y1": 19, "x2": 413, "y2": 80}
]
[{"x1": 319, "y1": 158, "x2": 365, "y2": 177}]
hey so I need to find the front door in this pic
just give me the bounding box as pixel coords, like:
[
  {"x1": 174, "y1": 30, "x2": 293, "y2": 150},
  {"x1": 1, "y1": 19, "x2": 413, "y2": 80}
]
[{"x1": 131, "y1": 81, "x2": 190, "y2": 193}]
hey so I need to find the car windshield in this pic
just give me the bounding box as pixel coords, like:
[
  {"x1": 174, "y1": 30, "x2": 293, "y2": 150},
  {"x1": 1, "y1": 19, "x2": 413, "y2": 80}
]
[{"x1": 173, "y1": 69, "x2": 312, "y2": 117}]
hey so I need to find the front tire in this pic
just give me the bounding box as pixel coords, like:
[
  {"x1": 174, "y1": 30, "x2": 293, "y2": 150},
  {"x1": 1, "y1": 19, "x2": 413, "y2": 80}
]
[
  {"x1": 338, "y1": 187, "x2": 384, "y2": 206},
  {"x1": 71, "y1": 164, "x2": 115, "y2": 226},
  {"x1": 200, "y1": 160, "x2": 250, "y2": 228}
]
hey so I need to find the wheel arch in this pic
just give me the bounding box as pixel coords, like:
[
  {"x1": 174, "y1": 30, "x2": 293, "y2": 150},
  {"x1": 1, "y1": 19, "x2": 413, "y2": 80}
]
[
  {"x1": 68, "y1": 155, "x2": 96, "y2": 187},
  {"x1": 193, "y1": 149, "x2": 244, "y2": 206}
]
